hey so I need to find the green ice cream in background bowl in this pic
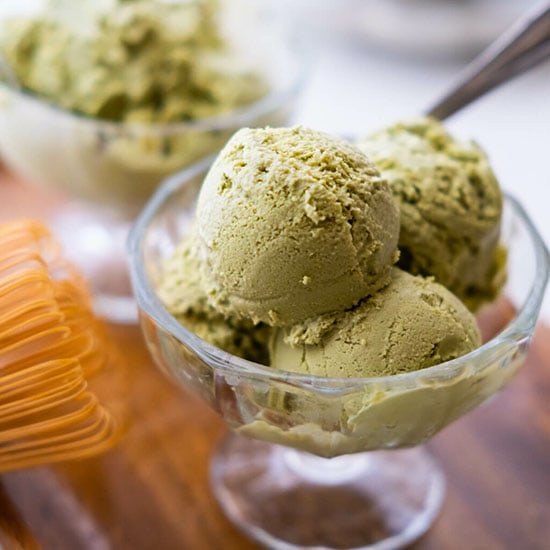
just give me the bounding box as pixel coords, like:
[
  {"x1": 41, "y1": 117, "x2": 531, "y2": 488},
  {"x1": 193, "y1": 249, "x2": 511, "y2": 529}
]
[
  {"x1": 129, "y1": 125, "x2": 549, "y2": 549},
  {"x1": 0, "y1": 0, "x2": 305, "y2": 216}
]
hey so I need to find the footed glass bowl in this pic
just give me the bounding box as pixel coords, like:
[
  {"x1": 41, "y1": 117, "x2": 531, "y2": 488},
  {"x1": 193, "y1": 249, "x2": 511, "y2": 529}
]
[{"x1": 128, "y1": 158, "x2": 549, "y2": 549}]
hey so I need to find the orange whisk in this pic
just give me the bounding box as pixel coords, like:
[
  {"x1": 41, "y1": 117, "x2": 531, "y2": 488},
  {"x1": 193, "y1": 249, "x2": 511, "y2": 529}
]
[{"x1": 0, "y1": 220, "x2": 120, "y2": 471}]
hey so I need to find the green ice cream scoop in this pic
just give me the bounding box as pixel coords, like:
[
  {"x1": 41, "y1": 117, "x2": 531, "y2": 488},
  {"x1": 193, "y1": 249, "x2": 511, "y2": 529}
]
[
  {"x1": 195, "y1": 126, "x2": 400, "y2": 327},
  {"x1": 270, "y1": 268, "x2": 481, "y2": 378},
  {"x1": 159, "y1": 233, "x2": 271, "y2": 364},
  {"x1": 1, "y1": 0, "x2": 267, "y2": 123},
  {"x1": 357, "y1": 117, "x2": 505, "y2": 311}
]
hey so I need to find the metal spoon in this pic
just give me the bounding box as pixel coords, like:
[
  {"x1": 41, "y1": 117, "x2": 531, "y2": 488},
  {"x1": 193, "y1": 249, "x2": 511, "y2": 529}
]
[{"x1": 426, "y1": 0, "x2": 550, "y2": 120}]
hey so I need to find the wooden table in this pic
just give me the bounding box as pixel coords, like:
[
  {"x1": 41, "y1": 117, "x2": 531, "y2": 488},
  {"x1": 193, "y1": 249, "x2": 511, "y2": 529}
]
[{"x1": 1, "y1": 173, "x2": 549, "y2": 550}]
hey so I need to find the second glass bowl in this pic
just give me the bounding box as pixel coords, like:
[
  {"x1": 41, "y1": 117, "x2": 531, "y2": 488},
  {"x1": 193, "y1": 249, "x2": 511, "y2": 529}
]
[
  {"x1": 0, "y1": 51, "x2": 304, "y2": 218},
  {"x1": 0, "y1": 0, "x2": 306, "y2": 216}
]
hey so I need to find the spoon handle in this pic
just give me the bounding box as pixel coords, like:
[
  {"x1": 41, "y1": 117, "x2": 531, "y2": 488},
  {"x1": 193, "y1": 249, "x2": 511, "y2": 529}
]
[{"x1": 426, "y1": 1, "x2": 550, "y2": 120}]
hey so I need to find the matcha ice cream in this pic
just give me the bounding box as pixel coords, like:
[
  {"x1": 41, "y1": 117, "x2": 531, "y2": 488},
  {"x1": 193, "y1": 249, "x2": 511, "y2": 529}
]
[
  {"x1": 357, "y1": 117, "x2": 505, "y2": 310},
  {"x1": 159, "y1": 233, "x2": 270, "y2": 364},
  {"x1": 154, "y1": 122, "x2": 509, "y2": 458},
  {"x1": 1, "y1": 0, "x2": 267, "y2": 122},
  {"x1": 270, "y1": 268, "x2": 481, "y2": 378},
  {"x1": 195, "y1": 126, "x2": 400, "y2": 327}
]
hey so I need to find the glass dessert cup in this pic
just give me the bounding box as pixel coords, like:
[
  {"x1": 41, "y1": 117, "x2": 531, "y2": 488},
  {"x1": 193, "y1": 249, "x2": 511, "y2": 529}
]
[
  {"x1": 128, "y1": 159, "x2": 549, "y2": 549},
  {"x1": 0, "y1": 0, "x2": 306, "y2": 323}
]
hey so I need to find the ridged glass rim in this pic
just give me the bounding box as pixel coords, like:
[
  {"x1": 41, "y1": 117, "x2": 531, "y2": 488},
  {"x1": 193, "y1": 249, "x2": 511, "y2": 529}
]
[{"x1": 128, "y1": 155, "x2": 550, "y2": 389}]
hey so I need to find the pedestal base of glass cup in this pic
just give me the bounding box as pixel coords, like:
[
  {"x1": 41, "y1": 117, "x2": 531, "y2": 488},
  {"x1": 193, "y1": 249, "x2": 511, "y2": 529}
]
[
  {"x1": 49, "y1": 202, "x2": 138, "y2": 324},
  {"x1": 211, "y1": 432, "x2": 445, "y2": 550}
]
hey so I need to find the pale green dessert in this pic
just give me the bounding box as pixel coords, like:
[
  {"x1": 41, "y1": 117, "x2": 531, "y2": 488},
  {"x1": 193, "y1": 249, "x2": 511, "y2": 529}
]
[
  {"x1": 159, "y1": 233, "x2": 270, "y2": 364},
  {"x1": 270, "y1": 268, "x2": 481, "y2": 377},
  {"x1": 356, "y1": 117, "x2": 505, "y2": 311},
  {"x1": 1, "y1": 0, "x2": 267, "y2": 122},
  {"x1": 195, "y1": 126, "x2": 400, "y2": 328}
]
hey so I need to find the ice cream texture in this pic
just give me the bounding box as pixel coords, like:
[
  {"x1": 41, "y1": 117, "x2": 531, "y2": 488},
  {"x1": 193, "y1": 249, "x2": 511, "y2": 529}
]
[
  {"x1": 356, "y1": 117, "x2": 505, "y2": 310},
  {"x1": 156, "y1": 123, "x2": 507, "y2": 458},
  {"x1": 270, "y1": 268, "x2": 481, "y2": 378},
  {"x1": 1, "y1": 0, "x2": 267, "y2": 122},
  {"x1": 159, "y1": 234, "x2": 270, "y2": 364},
  {"x1": 195, "y1": 126, "x2": 400, "y2": 327}
]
